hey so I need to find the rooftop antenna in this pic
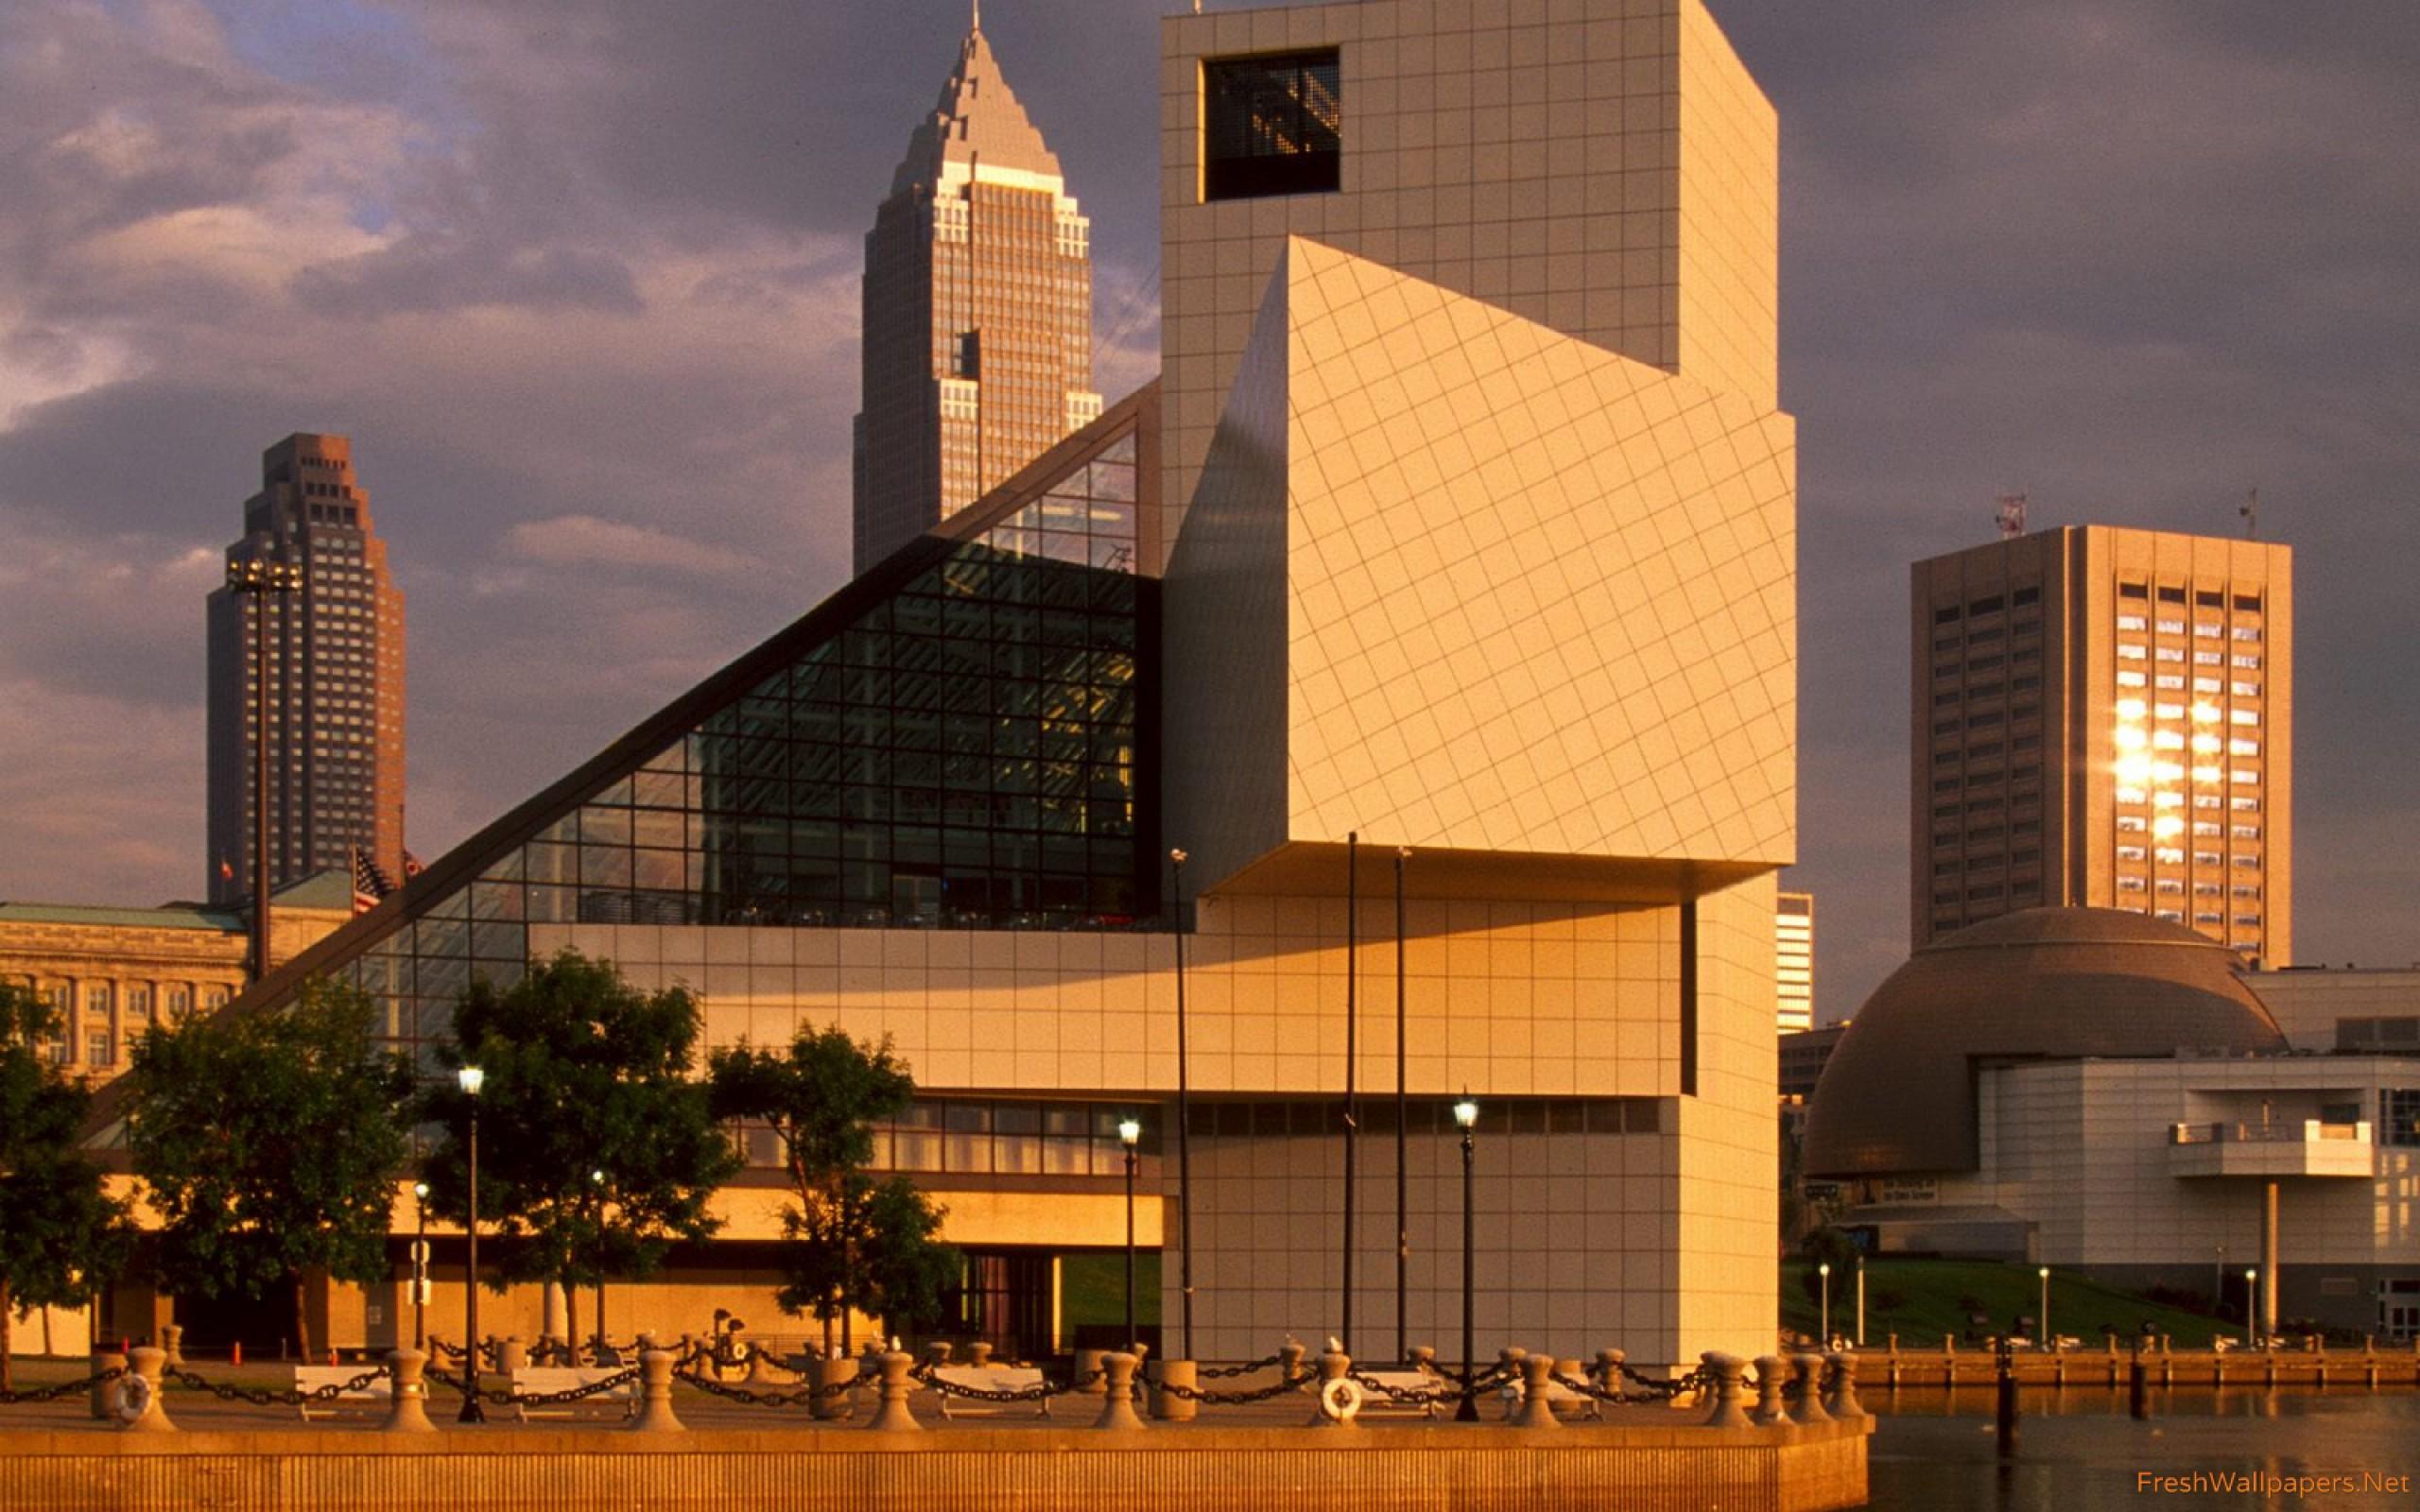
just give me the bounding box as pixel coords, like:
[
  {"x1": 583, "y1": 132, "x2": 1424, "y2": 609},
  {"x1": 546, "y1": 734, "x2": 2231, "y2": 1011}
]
[
  {"x1": 2240, "y1": 487, "x2": 2259, "y2": 539},
  {"x1": 1995, "y1": 492, "x2": 2027, "y2": 541}
]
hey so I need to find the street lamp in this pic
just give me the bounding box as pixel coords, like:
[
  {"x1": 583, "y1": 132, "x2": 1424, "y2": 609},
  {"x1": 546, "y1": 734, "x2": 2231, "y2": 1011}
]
[
  {"x1": 458, "y1": 1063, "x2": 486, "y2": 1423},
  {"x1": 589, "y1": 1167, "x2": 607, "y2": 1361},
  {"x1": 2243, "y1": 1267, "x2": 2256, "y2": 1349},
  {"x1": 1855, "y1": 1254, "x2": 1866, "y2": 1348},
  {"x1": 223, "y1": 556, "x2": 302, "y2": 983},
  {"x1": 2039, "y1": 1266, "x2": 2052, "y2": 1349},
  {"x1": 1453, "y1": 1097, "x2": 1479, "y2": 1422},
  {"x1": 1119, "y1": 1118, "x2": 1142, "y2": 1353},
  {"x1": 411, "y1": 1180, "x2": 430, "y2": 1351},
  {"x1": 1819, "y1": 1262, "x2": 1832, "y2": 1347}
]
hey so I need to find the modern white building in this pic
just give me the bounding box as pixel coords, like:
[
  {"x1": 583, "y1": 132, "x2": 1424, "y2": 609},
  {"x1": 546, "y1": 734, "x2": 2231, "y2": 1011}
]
[
  {"x1": 96, "y1": 0, "x2": 1795, "y2": 1371},
  {"x1": 1807, "y1": 910, "x2": 2420, "y2": 1338}
]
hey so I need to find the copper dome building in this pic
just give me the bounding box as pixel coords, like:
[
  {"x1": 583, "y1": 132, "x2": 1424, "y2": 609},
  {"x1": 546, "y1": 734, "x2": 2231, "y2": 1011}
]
[{"x1": 1806, "y1": 908, "x2": 2289, "y2": 1178}]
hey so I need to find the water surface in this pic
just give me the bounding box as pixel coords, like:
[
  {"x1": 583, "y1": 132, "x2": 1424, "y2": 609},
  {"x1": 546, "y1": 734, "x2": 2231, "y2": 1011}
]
[{"x1": 1869, "y1": 1387, "x2": 2420, "y2": 1512}]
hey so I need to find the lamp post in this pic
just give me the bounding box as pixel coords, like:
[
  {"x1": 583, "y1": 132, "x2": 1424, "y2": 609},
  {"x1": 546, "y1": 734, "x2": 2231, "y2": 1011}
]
[
  {"x1": 1855, "y1": 1254, "x2": 1866, "y2": 1347},
  {"x1": 1453, "y1": 1097, "x2": 1478, "y2": 1422},
  {"x1": 1819, "y1": 1262, "x2": 1832, "y2": 1348},
  {"x1": 411, "y1": 1180, "x2": 430, "y2": 1351},
  {"x1": 1170, "y1": 847, "x2": 1195, "y2": 1362},
  {"x1": 2243, "y1": 1267, "x2": 2256, "y2": 1349},
  {"x1": 1393, "y1": 845, "x2": 1410, "y2": 1366},
  {"x1": 2038, "y1": 1265, "x2": 2052, "y2": 1349},
  {"x1": 224, "y1": 557, "x2": 302, "y2": 982},
  {"x1": 589, "y1": 1167, "x2": 607, "y2": 1360},
  {"x1": 1119, "y1": 1118, "x2": 1142, "y2": 1352},
  {"x1": 457, "y1": 1063, "x2": 486, "y2": 1423}
]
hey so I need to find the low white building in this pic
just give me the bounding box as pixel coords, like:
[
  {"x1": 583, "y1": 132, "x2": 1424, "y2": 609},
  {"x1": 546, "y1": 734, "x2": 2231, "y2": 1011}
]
[{"x1": 1807, "y1": 910, "x2": 2420, "y2": 1338}]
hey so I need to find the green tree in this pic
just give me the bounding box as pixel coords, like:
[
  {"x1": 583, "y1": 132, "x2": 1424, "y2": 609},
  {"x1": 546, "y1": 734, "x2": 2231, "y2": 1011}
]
[
  {"x1": 709, "y1": 1027, "x2": 957, "y2": 1348},
  {"x1": 417, "y1": 952, "x2": 739, "y2": 1348},
  {"x1": 125, "y1": 978, "x2": 412, "y2": 1362},
  {"x1": 0, "y1": 986, "x2": 132, "y2": 1390}
]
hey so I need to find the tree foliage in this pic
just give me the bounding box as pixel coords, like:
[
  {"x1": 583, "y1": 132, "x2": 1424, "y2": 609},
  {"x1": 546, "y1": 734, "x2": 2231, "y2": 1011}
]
[
  {"x1": 709, "y1": 1026, "x2": 957, "y2": 1343},
  {"x1": 0, "y1": 986, "x2": 132, "y2": 1390},
  {"x1": 124, "y1": 978, "x2": 412, "y2": 1361},
  {"x1": 417, "y1": 952, "x2": 739, "y2": 1335}
]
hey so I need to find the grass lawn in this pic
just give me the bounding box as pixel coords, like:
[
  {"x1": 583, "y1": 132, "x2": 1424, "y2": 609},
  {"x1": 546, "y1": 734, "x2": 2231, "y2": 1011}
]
[
  {"x1": 1061, "y1": 1252, "x2": 1162, "y2": 1328},
  {"x1": 1779, "y1": 1257, "x2": 2237, "y2": 1349}
]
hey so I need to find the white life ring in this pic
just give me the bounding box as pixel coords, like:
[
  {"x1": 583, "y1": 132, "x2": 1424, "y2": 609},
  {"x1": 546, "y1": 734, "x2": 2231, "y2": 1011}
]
[
  {"x1": 112, "y1": 1373, "x2": 153, "y2": 1424},
  {"x1": 1318, "y1": 1376, "x2": 1363, "y2": 1422}
]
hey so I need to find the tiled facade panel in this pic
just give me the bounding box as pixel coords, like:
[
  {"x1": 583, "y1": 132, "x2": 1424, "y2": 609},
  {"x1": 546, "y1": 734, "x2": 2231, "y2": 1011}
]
[
  {"x1": 528, "y1": 893, "x2": 1684, "y2": 1102},
  {"x1": 1674, "y1": 875, "x2": 1779, "y2": 1360},
  {"x1": 1172, "y1": 1115, "x2": 1683, "y2": 1365},
  {"x1": 1160, "y1": 0, "x2": 1778, "y2": 553},
  {"x1": 1166, "y1": 239, "x2": 1794, "y2": 890}
]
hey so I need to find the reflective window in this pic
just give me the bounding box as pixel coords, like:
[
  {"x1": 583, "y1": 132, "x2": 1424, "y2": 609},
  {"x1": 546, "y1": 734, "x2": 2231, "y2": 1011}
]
[{"x1": 1203, "y1": 50, "x2": 1343, "y2": 201}]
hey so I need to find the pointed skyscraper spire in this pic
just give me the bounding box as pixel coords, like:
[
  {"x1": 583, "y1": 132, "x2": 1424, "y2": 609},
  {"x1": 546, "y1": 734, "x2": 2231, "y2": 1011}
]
[{"x1": 853, "y1": 16, "x2": 1098, "y2": 573}]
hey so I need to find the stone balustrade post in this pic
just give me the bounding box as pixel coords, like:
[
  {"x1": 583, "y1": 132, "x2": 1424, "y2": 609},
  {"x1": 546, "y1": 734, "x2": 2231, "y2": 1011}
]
[
  {"x1": 1750, "y1": 1356, "x2": 1786, "y2": 1426},
  {"x1": 88, "y1": 1349, "x2": 126, "y2": 1421},
  {"x1": 499, "y1": 1336, "x2": 527, "y2": 1375},
  {"x1": 1308, "y1": 1349, "x2": 1355, "y2": 1428},
  {"x1": 1699, "y1": 1352, "x2": 1750, "y2": 1429},
  {"x1": 628, "y1": 1349, "x2": 684, "y2": 1433},
  {"x1": 1074, "y1": 1347, "x2": 1110, "y2": 1396},
  {"x1": 1511, "y1": 1354, "x2": 1561, "y2": 1430},
  {"x1": 1789, "y1": 1353, "x2": 1832, "y2": 1425},
  {"x1": 1411, "y1": 1345, "x2": 1437, "y2": 1375},
  {"x1": 1824, "y1": 1350, "x2": 1865, "y2": 1419},
  {"x1": 1278, "y1": 1340, "x2": 1307, "y2": 1388},
  {"x1": 1094, "y1": 1351, "x2": 1148, "y2": 1431},
  {"x1": 121, "y1": 1347, "x2": 173, "y2": 1434},
  {"x1": 382, "y1": 1349, "x2": 437, "y2": 1434},
  {"x1": 866, "y1": 1351, "x2": 922, "y2": 1433},
  {"x1": 1152, "y1": 1358, "x2": 1198, "y2": 1422},
  {"x1": 809, "y1": 1353, "x2": 860, "y2": 1422},
  {"x1": 1594, "y1": 1348, "x2": 1626, "y2": 1397},
  {"x1": 160, "y1": 1325, "x2": 184, "y2": 1369},
  {"x1": 967, "y1": 1341, "x2": 994, "y2": 1367},
  {"x1": 744, "y1": 1343, "x2": 782, "y2": 1385}
]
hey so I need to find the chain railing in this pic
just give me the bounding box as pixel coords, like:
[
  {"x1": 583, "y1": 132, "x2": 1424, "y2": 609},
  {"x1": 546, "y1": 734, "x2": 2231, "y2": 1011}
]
[
  {"x1": 0, "y1": 1366, "x2": 124, "y2": 1406},
  {"x1": 910, "y1": 1362, "x2": 1103, "y2": 1404},
  {"x1": 1342, "y1": 1363, "x2": 1513, "y2": 1410},
  {"x1": 162, "y1": 1365, "x2": 389, "y2": 1407},
  {"x1": 1195, "y1": 1350, "x2": 1287, "y2": 1381},
  {"x1": 671, "y1": 1366, "x2": 857, "y2": 1408},
  {"x1": 1150, "y1": 1364, "x2": 1322, "y2": 1406}
]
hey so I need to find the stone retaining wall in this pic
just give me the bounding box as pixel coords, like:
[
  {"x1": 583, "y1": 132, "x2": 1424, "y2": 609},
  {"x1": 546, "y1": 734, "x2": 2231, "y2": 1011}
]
[{"x1": 0, "y1": 1421, "x2": 1871, "y2": 1512}]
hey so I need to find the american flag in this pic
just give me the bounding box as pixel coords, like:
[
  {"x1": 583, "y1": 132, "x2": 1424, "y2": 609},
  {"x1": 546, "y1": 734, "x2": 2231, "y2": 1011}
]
[{"x1": 351, "y1": 848, "x2": 399, "y2": 914}]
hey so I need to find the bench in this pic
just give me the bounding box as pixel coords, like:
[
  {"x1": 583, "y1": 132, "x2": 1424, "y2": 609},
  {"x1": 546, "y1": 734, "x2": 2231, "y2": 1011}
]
[
  {"x1": 930, "y1": 1365, "x2": 1052, "y2": 1419},
  {"x1": 293, "y1": 1366, "x2": 389, "y2": 1420},
  {"x1": 511, "y1": 1366, "x2": 638, "y2": 1422}
]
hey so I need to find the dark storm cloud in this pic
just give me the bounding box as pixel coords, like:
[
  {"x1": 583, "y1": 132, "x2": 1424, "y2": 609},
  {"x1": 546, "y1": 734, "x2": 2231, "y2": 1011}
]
[
  {"x1": 1714, "y1": 0, "x2": 2420, "y2": 1004},
  {"x1": 0, "y1": 0, "x2": 2411, "y2": 1007}
]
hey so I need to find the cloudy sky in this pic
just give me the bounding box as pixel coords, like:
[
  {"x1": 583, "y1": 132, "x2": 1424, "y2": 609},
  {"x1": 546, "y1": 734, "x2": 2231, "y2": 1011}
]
[{"x1": 1, "y1": 0, "x2": 2413, "y2": 1018}]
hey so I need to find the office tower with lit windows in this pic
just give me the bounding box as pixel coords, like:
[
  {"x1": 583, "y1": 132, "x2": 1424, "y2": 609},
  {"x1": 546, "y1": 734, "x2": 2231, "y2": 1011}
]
[
  {"x1": 1912, "y1": 526, "x2": 2290, "y2": 963},
  {"x1": 851, "y1": 21, "x2": 1101, "y2": 574},
  {"x1": 1775, "y1": 890, "x2": 1813, "y2": 1031},
  {"x1": 205, "y1": 433, "x2": 407, "y2": 905}
]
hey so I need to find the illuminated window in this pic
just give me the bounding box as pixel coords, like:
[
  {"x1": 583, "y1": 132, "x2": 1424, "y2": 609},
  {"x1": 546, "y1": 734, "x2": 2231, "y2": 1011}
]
[{"x1": 2117, "y1": 670, "x2": 2147, "y2": 688}]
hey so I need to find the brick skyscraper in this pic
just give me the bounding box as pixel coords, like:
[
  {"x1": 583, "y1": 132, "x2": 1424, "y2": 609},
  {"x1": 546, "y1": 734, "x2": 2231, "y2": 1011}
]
[
  {"x1": 207, "y1": 434, "x2": 406, "y2": 903},
  {"x1": 1912, "y1": 525, "x2": 2290, "y2": 964},
  {"x1": 851, "y1": 21, "x2": 1100, "y2": 573}
]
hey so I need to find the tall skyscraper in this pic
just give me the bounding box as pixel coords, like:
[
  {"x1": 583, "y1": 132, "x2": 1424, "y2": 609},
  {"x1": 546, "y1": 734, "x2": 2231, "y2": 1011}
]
[
  {"x1": 852, "y1": 22, "x2": 1100, "y2": 574},
  {"x1": 206, "y1": 434, "x2": 406, "y2": 904},
  {"x1": 1912, "y1": 525, "x2": 2290, "y2": 963},
  {"x1": 1775, "y1": 889, "x2": 1814, "y2": 1031}
]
